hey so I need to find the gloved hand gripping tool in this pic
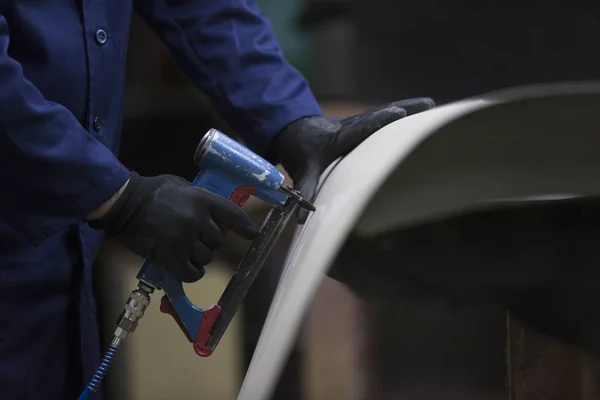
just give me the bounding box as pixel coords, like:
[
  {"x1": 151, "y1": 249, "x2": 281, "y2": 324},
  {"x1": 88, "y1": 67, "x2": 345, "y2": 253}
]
[
  {"x1": 117, "y1": 128, "x2": 315, "y2": 356},
  {"x1": 77, "y1": 129, "x2": 315, "y2": 399}
]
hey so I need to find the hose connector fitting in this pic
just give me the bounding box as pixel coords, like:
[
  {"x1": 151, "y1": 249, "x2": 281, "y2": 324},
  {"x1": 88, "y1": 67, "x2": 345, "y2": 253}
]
[{"x1": 112, "y1": 282, "x2": 153, "y2": 347}]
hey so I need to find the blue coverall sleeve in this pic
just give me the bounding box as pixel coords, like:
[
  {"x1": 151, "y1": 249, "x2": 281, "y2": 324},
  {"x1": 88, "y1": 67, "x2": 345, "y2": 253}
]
[
  {"x1": 133, "y1": 0, "x2": 324, "y2": 157},
  {"x1": 0, "y1": 15, "x2": 131, "y2": 245}
]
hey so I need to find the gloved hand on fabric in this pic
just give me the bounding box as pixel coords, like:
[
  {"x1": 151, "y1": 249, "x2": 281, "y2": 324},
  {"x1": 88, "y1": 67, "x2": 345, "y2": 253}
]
[
  {"x1": 271, "y1": 98, "x2": 435, "y2": 223},
  {"x1": 88, "y1": 172, "x2": 258, "y2": 283}
]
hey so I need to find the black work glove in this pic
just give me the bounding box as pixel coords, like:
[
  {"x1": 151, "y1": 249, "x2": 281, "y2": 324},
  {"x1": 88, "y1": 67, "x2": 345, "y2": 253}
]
[
  {"x1": 89, "y1": 172, "x2": 258, "y2": 283},
  {"x1": 270, "y1": 98, "x2": 435, "y2": 223}
]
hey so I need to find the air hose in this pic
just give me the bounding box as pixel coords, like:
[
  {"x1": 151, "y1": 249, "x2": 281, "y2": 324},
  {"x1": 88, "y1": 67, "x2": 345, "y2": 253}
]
[
  {"x1": 76, "y1": 283, "x2": 154, "y2": 399},
  {"x1": 76, "y1": 344, "x2": 119, "y2": 400}
]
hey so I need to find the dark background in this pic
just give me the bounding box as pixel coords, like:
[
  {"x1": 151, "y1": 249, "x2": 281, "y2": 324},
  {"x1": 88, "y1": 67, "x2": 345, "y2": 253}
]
[{"x1": 109, "y1": 2, "x2": 600, "y2": 398}]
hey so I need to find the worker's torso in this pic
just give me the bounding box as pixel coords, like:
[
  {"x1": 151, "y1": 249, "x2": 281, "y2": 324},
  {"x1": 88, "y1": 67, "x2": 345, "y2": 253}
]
[
  {"x1": 0, "y1": 1, "x2": 133, "y2": 398},
  {"x1": 354, "y1": 0, "x2": 600, "y2": 104}
]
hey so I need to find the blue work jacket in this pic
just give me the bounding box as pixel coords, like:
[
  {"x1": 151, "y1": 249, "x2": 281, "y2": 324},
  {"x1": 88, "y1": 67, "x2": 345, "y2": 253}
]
[{"x1": 0, "y1": 1, "x2": 322, "y2": 398}]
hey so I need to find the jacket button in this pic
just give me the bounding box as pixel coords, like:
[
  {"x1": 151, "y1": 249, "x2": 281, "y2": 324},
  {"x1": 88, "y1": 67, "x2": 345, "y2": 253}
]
[
  {"x1": 95, "y1": 29, "x2": 107, "y2": 45},
  {"x1": 93, "y1": 117, "x2": 102, "y2": 132}
]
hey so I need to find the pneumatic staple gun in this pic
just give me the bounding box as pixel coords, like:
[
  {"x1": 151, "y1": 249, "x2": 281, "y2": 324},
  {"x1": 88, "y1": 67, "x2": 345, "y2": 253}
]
[{"x1": 77, "y1": 129, "x2": 315, "y2": 399}]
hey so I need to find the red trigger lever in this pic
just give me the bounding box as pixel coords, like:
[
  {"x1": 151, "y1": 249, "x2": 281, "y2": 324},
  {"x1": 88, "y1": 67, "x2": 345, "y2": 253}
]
[{"x1": 219, "y1": 186, "x2": 256, "y2": 232}]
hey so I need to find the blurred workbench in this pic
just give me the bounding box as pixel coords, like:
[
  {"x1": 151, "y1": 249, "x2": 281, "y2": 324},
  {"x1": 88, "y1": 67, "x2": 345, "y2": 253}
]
[{"x1": 507, "y1": 313, "x2": 600, "y2": 400}]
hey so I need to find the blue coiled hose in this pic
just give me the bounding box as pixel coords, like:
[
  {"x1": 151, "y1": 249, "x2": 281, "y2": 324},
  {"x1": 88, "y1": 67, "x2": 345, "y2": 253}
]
[{"x1": 76, "y1": 345, "x2": 118, "y2": 400}]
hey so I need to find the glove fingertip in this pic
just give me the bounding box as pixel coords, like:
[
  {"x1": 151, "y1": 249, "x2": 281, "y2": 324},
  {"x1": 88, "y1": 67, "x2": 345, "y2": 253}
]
[
  {"x1": 364, "y1": 107, "x2": 407, "y2": 130},
  {"x1": 396, "y1": 97, "x2": 436, "y2": 115},
  {"x1": 408, "y1": 97, "x2": 435, "y2": 109},
  {"x1": 210, "y1": 196, "x2": 258, "y2": 237},
  {"x1": 233, "y1": 222, "x2": 259, "y2": 240},
  {"x1": 389, "y1": 97, "x2": 435, "y2": 108},
  {"x1": 422, "y1": 97, "x2": 436, "y2": 108},
  {"x1": 385, "y1": 106, "x2": 407, "y2": 118}
]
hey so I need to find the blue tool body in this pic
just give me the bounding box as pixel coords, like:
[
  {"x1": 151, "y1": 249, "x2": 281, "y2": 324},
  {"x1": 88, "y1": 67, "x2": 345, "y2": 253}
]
[
  {"x1": 77, "y1": 128, "x2": 315, "y2": 399},
  {"x1": 137, "y1": 128, "x2": 287, "y2": 356},
  {"x1": 190, "y1": 127, "x2": 287, "y2": 205}
]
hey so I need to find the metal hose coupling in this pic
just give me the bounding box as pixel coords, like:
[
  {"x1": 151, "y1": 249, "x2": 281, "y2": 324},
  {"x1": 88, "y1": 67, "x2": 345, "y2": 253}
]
[
  {"x1": 112, "y1": 282, "x2": 154, "y2": 347},
  {"x1": 77, "y1": 282, "x2": 154, "y2": 400}
]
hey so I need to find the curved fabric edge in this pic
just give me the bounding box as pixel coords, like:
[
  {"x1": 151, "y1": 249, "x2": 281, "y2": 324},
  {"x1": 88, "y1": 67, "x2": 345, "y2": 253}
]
[{"x1": 236, "y1": 81, "x2": 600, "y2": 400}]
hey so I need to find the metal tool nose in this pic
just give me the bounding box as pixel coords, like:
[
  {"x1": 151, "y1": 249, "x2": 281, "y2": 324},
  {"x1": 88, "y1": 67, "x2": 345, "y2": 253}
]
[{"x1": 278, "y1": 185, "x2": 316, "y2": 211}]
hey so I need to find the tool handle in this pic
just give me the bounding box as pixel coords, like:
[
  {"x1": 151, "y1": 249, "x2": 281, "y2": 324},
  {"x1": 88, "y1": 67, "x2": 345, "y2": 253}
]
[
  {"x1": 139, "y1": 129, "x2": 284, "y2": 357},
  {"x1": 153, "y1": 168, "x2": 254, "y2": 356},
  {"x1": 158, "y1": 273, "x2": 222, "y2": 357}
]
